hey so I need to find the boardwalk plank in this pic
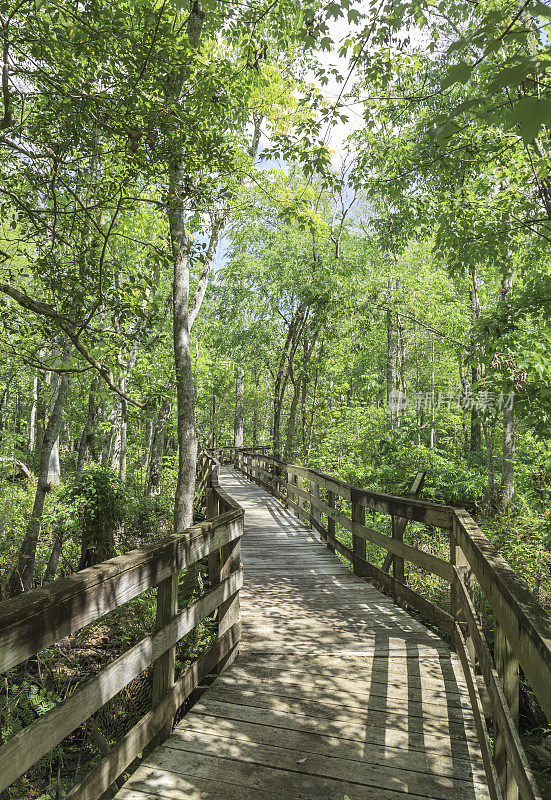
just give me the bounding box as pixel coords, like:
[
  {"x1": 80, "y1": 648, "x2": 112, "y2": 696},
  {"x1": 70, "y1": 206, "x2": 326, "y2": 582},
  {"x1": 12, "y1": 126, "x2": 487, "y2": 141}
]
[{"x1": 113, "y1": 467, "x2": 490, "y2": 800}]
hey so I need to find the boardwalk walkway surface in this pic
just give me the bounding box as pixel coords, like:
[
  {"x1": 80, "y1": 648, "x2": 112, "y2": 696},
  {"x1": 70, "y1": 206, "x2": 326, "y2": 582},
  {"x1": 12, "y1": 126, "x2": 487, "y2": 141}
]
[{"x1": 115, "y1": 467, "x2": 490, "y2": 800}]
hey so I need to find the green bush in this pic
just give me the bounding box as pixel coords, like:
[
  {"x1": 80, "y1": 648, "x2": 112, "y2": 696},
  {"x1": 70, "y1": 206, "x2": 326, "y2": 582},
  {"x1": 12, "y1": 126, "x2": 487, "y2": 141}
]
[{"x1": 65, "y1": 466, "x2": 126, "y2": 568}]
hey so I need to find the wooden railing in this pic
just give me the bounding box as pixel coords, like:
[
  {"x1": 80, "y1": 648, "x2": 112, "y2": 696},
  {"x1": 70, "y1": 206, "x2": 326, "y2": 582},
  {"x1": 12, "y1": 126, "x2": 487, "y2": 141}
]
[
  {"x1": 0, "y1": 455, "x2": 242, "y2": 800},
  {"x1": 216, "y1": 445, "x2": 551, "y2": 800}
]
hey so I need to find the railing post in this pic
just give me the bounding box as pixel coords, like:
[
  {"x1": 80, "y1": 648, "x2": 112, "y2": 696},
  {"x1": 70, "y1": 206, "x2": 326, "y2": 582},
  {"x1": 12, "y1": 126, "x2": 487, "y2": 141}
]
[
  {"x1": 216, "y1": 524, "x2": 242, "y2": 672},
  {"x1": 151, "y1": 571, "x2": 178, "y2": 745},
  {"x1": 450, "y1": 517, "x2": 476, "y2": 663},
  {"x1": 299, "y1": 477, "x2": 308, "y2": 524},
  {"x1": 495, "y1": 622, "x2": 519, "y2": 800},
  {"x1": 326, "y1": 489, "x2": 336, "y2": 553},
  {"x1": 391, "y1": 515, "x2": 405, "y2": 588},
  {"x1": 311, "y1": 480, "x2": 321, "y2": 537},
  {"x1": 206, "y1": 473, "x2": 221, "y2": 589},
  {"x1": 351, "y1": 489, "x2": 367, "y2": 576}
]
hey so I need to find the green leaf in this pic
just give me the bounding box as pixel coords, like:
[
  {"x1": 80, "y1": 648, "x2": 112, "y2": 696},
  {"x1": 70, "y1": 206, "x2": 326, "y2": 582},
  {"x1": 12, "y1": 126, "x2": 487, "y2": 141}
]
[
  {"x1": 487, "y1": 62, "x2": 534, "y2": 92},
  {"x1": 505, "y1": 96, "x2": 551, "y2": 142},
  {"x1": 326, "y1": 2, "x2": 342, "y2": 19},
  {"x1": 441, "y1": 62, "x2": 473, "y2": 89},
  {"x1": 533, "y1": 0, "x2": 551, "y2": 17}
]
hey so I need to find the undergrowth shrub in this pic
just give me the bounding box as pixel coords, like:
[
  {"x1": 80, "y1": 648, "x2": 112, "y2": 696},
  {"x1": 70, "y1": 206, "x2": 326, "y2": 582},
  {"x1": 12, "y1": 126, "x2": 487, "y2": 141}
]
[{"x1": 65, "y1": 466, "x2": 126, "y2": 568}]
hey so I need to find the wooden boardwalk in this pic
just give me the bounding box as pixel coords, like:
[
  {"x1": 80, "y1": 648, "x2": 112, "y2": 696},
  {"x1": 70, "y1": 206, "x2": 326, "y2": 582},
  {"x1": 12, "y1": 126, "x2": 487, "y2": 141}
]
[{"x1": 116, "y1": 467, "x2": 490, "y2": 800}]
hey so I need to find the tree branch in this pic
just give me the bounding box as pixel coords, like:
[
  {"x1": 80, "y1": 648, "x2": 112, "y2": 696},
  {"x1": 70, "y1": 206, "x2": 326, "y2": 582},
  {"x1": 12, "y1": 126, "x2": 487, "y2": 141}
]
[{"x1": 0, "y1": 283, "x2": 145, "y2": 408}]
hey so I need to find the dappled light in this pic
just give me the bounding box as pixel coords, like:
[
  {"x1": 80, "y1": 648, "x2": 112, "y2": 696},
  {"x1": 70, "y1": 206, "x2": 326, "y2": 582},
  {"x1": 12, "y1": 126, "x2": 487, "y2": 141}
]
[{"x1": 118, "y1": 465, "x2": 489, "y2": 800}]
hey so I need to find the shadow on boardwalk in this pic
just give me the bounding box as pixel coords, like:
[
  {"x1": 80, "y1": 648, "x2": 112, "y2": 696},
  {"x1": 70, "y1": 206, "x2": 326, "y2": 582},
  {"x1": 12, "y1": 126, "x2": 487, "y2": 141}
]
[{"x1": 114, "y1": 467, "x2": 488, "y2": 800}]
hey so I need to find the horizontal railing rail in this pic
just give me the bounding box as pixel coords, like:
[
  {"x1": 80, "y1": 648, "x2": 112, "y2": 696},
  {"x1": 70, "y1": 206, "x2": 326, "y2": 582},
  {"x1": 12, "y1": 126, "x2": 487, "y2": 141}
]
[
  {"x1": 213, "y1": 444, "x2": 551, "y2": 800},
  {"x1": 0, "y1": 456, "x2": 243, "y2": 800}
]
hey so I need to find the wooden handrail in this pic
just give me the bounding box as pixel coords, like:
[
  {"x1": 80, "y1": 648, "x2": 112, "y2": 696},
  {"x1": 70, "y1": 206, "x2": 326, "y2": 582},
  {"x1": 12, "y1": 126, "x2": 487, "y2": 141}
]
[
  {"x1": 0, "y1": 458, "x2": 244, "y2": 799},
  {"x1": 216, "y1": 444, "x2": 550, "y2": 800}
]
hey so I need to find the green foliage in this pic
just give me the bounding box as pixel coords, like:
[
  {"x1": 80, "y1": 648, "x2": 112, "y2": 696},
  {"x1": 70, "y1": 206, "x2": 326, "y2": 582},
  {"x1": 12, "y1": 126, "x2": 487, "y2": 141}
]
[{"x1": 65, "y1": 467, "x2": 126, "y2": 566}]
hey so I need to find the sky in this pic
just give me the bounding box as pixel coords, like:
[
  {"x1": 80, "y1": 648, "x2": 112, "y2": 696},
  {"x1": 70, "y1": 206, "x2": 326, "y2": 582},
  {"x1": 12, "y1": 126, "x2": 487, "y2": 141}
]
[{"x1": 211, "y1": 10, "x2": 367, "y2": 272}]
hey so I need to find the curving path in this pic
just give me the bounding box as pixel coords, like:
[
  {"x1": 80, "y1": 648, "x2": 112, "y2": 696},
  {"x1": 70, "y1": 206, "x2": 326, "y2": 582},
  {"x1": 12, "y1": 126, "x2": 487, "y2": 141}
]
[{"x1": 115, "y1": 466, "x2": 490, "y2": 800}]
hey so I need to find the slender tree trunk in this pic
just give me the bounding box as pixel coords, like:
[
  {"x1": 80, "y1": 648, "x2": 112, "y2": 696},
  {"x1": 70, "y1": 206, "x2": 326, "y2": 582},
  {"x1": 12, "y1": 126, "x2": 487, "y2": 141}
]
[
  {"x1": 35, "y1": 378, "x2": 45, "y2": 463},
  {"x1": 386, "y1": 277, "x2": 395, "y2": 426},
  {"x1": 147, "y1": 395, "x2": 173, "y2": 496},
  {"x1": 8, "y1": 373, "x2": 69, "y2": 594},
  {"x1": 76, "y1": 376, "x2": 100, "y2": 475},
  {"x1": 470, "y1": 267, "x2": 482, "y2": 452},
  {"x1": 272, "y1": 306, "x2": 304, "y2": 455},
  {"x1": 209, "y1": 387, "x2": 217, "y2": 448},
  {"x1": 430, "y1": 334, "x2": 435, "y2": 449},
  {"x1": 46, "y1": 342, "x2": 64, "y2": 487},
  {"x1": 142, "y1": 416, "x2": 154, "y2": 473},
  {"x1": 43, "y1": 529, "x2": 65, "y2": 583},
  {"x1": 111, "y1": 374, "x2": 129, "y2": 481},
  {"x1": 101, "y1": 402, "x2": 118, "y2": 467},
  {"x1": 234, "y1": 353, "x2": 244, "y2": 448},
  {"x1": 396, "y1": 311, "x2": 405, "y2": 427},
  {"x1": 482, "y1": 419, "x2": 496, "y2": 503},
  {"x1": 415, "y1": 324, "x2": 422, "y2": 444},
  {"x1": 47, "y1": 388, "x2": 61, "y2": 487},
  {"x1": 169, "y1": 168, "x2": 196, "y2": 532},
  {"x1": 284, "y1": 371, "x2": 301, "y2": 462},
  {"x1": 300, "y1": 370, "x2": 308, "y2": 454},
  {"x1": 458, "y1": 358, "x2": 469, "y2": 451},
  {"x1": 118, "y1": 400, "x2": 127, "y2": 482},
  {"x1": 252, "y1": 369, "x2": 259, "y2": 447},
  {"x1": 29, "y1": 373, "x2": 39, "y2": 452},
  {"x1": 47, "y1": 436, "x2": 61, "y2": 487},
  {"x1": 0, "y1": 380, "x2": 9, "y2": 445},
  {"x1": 500, "y1": 261, "x2": 515, "y2": 508}
]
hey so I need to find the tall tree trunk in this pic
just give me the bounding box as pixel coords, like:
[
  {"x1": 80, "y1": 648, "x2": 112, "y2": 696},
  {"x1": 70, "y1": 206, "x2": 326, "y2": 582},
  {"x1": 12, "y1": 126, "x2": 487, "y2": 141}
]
[
  {"x1": 35, "y1": 378, "x2": 45, "y2": 463},
  {"x1": 147, "y1": 395, "x2": 173, "y2": 496},
  {"x1": 29, "y1": 373, "x2": 39, "y2": 452},
  {"x1": 169, "y1": 168, "x2": 196, "y2": 532},
  {"x1": 8, "y1": 373, "x2": 69, "y2": 594},
  {"x1": 43, "y1": 529, "x2": 65, "y2": 583},
  {"x1": 118, "y1": 400, "x2": 127, "y2": 483},
  {"x1": 500, "y1": 261, "x2": 515, "y2": 508},
  {"x1": 209, "y1": 387, "x2": 217, "y2": 448},
  {"x1": 47, "y1": 435, "x2": 61, "y2": 487},
  {"x1": 46, "y1": 383, "x2": 61, "y2": 486},
  {"x1": 234, "y1": 353, "x2": 244, "y2": 448},
  {"x1": 272, "y1": 306, "x2": 304, "y2": 455},
  {"x1": 415, "y1": 324, "x2": 422, "y2": 444},
  {"x1": 284, "y1": 370, "x2": 301, "y2": 462},
  {"x1": 470, "y1": 267, "x2": 482, "y2": 452},
  {"x1": 386, "y1": 278, "x2": 395, "y2": 426},
  {"x1": 142, "y1": 416, "x2": 154, "y2": 473},
  {"x1": 100, "y1": 403, "x2": 117, "y2": 467},
  {"x1": 0, "y1": 382, "x2": 8, "y2": 444},
  {"x1": 430, "y1": 334, "x2": 435, "y2": 449},
  {"x1": 396, "y1": 311, "x2": 406, "y2": 426},
  {"x1": 76, "y1": 376, "x2": 100, "y2": 475},
  {"x1": 252, "y1": 369, "x2": 259, "y2": 447},
  {"x1": 482, "y1": 419, "x2": 496, "y2": 503}
]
